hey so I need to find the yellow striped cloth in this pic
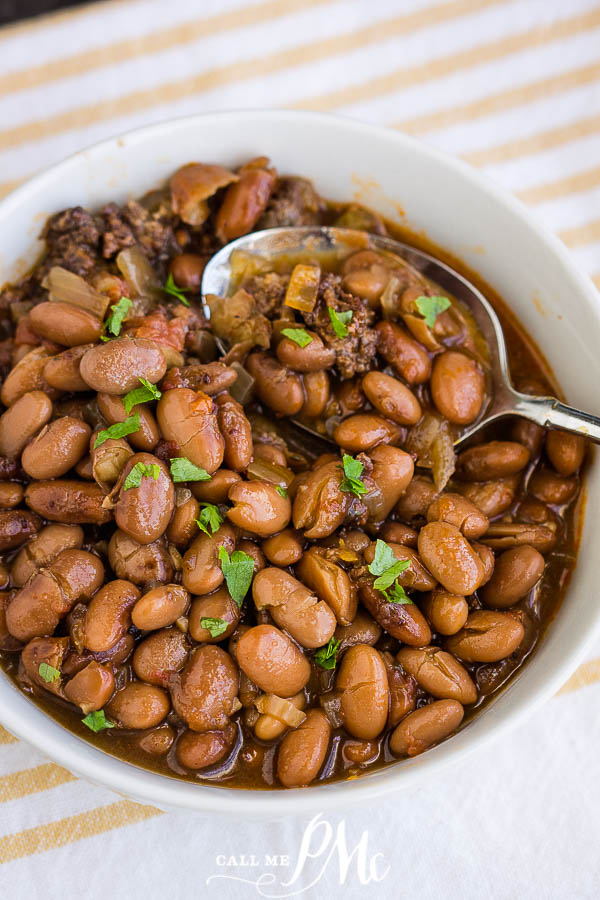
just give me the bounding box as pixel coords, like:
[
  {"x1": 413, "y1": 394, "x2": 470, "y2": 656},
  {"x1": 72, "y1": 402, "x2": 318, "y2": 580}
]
[{"x1": 0, "y1": 1, "x2": 599, "y2": 895}]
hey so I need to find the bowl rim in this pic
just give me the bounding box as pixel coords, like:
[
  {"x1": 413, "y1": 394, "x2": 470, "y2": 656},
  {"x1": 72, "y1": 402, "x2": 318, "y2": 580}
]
[{"x1": 1, "y1": 108, "x2": 599, "y2": 817}]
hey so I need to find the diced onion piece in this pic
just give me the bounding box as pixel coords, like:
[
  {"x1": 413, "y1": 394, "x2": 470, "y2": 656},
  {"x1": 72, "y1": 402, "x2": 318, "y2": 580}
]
[
  {"x1": 116, "y1": 245, "x2": 161, "y2": 300},
  {"x1": 380, "y1": 274, "x2": 402, "y2": 320},
  {"x1": 319, "y1": 692, "x2": 344, "y2": 728},
  {"x1": 229, "y1": 249, "x2": 269, "y2": 289},
  {"x1": 246, "y1": 458, "x2": 295, "y2": 488},
  {"x1": 46, "y1": 267, "x2": 110, "y2": 318},
  {"x1": 430, "y1": 423, "x2": 456, "y2": 491},
  {"x1": 284, "y1": 263, "x2": 320, "y2": 313},
  {"x1": 9, "y1": 301, "x2": 32, "y2": 323},
  {"x1": 170, "y1": 163, "x2": 238, "y2": 226},
  {"x1": 255, "y1": 694, "x2": 307, "y2": 728},
  {"x1": 160, "y1": 346, "x2": 184, "y2": 368},
  {"x1": 228, "y1": 361, "x2": 254, "y2": 405},
  {"x1": 175, "y1": 486, "x2": 192, "y2": 507},
  {"x1": 406, "y1": 413, "x2": 455, "y2": 490}
]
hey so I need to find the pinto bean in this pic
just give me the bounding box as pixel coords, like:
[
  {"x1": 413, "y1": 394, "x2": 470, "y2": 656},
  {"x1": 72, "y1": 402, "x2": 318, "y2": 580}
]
[
  {"x1": 444, "y1": 610, "x2": 525, "y2": 662},
  {"x1": 157, "y1": 387, "x2": 224, "y2": 474},
  {"x1": 138, "y1": 724, "x2": 175, "y2": 756},
  {"x1": 30, "y1": 301, "x2": 102, "y2": 346},
  {"x1": 0, "y1": 390, "x2": 53, "y2": 457},
  {"x1": 362, "y1": 372, "x2": 422, "y2": 425},
  {"x1": 366, "y1": 445, "x2": 415, "y2": 523},
  {"x1": 292, "y1": 460, "x2": 351, "y2": 539},
  {"x1": 301, "y1": 370, "x2": 330, "y2": 419},
  {"x1": 106, "y1": 682, "x2": 170, "y2": 729},
  {"x1": 276, "y1": 331, "x2": 336, "y2": 372},
  {"x1": 97, "y1": 393, "x2": 160, "y2": 452},
  {"x1": 342, "y1": 250, "x2": 391, "y2": 304},
  {"x1": 253, "y1": 567, "x2": 336, "y2": 649},
  {"x1": 0, "y1": 510, "x2": 42, "y2": 552},
  {"x1": 166, "y1": 492, "x2": 199, "y2": 547},
  {"x1": 25, "y1": 480, "x2": 112, "y2": 525},
  {"x1": 481, "y1": 545, "x2": 545, "y2": 608},
  {"x1": 215, "y1": 160, "x2": 276, "y2": 242},
  {"x1": 276, "y1": 709, "x2": 331, "y2": 788},
  {"x1": 0, "y1": 592, "x2": 22, "y2": 650},
  {"x1": 163, "y1": 362, "x2": 238, "y2": 396},
  {"x1": 528, "y1": 469, "x2": 578, "y2": 505},
  {"x1": 83, "y1": 580, "x2": 140, "y2": 652},
  {"x1": 44, "y1": 344, "x2": 93, "y2": 392},
  {"x1": 0, "y1": 483, "x2": 23, "y2": 509},
  {"x1": 334, "y1": 610, "x2": 382, "y2": 653},
  {"x1": 132, "y1": 585, "x2": 190, "y2": 631},
  {"x1": 114, "y1": 453, "x2": 174, "y2": 544},
  {"x1": 64, "y1": 662, "x2": 115, "y2": 713},
  {"x1": 296, "y1": 547, "x2": 357, "y2": 625},
  {"x1": 1, "y1": 347, "x2": 54, "y2": 407},
  {"x1": 6, "y1": 549, "x2": 104, "y2": 642},
  {"x1": 108, "y1": 530, "x2": 174, "y2": 585},
  {"x1": 192, "y1": 469, "x2": 241, "y2": 504},
  {"x1": 189, "y1": 587, "x2": 241, "y2": 643},
  {"x1": 182, "y1": 524, "x2": 236, "y2": 595},
  {"x1": 62, "y1": 634, "x2": 134, "y2": 677},
  {"x1": 21, "y1": 636, "x2": 69, "y2": 694},
  {"x1": 431, "y1": 351, "x2": 485, "y2": 425},
  {"x1": 358, "y1": 581, "x2": 432, "y2": 646},
  {"x1": 395, "y1": 476, "x2": 438, "y2": 523},
  {"x1": 376, "y1": 320, "x2": 431, "y2": 384},
  {"x1": 169, "y1": 253, "x2": 206, "y2": 292},
  {"x1": 546, "y1": 430, "x2": 586, "y2": 477},
  {"x1": 420, "y1": 591, "x2": 469, "y2": 635},
  {"x1": 397, "y1": 647, "x2": 477, "y2": 704},
  {"x1": 336, "y1": 645, "x2": 389, "y2": 740},
  {"x1": 246, "y1": 352, "x2": 304, "y2": 416},
  {"x1": 363, "y1": 542, "x2": 436, "y2": 591},
  {"x1": 457, "y1": 441, "x2": 530, "y2": 480},
  {"x1": 170, "y1": 645, "x2": 239, "y2": 731},
  {"x1": 80, "y1": 338, "x2": 166, "y2": 394},
  {"x1": 133, "y1": 628, "x2": 190, "y2": 686},
  {"x1": 380, "y1": 522, "x2": 418, "y2": 547},
  {"x1": 215, "y1": 393, "x2": 253, "y2": 471},
  {"x1": 21, "y1": 416, "x2": 91, "y2": 479},
  {"x1": 426, "y1": 492, "x2": 489, "y2": 539},
  {"x1": 11, "y1": 524, "x2": 84, "y2": 586},
  {"x1": 418, "y1": 522, "x2": 485, "y2": 595},
  {"x1": 455, "y1": 477, "x2": 517, "y2": 518},
  {"x1": 176, "y1": 727, "x2": 235, "y2": 770},
  {"x1": 262, "y1": 529, "x2": 304, "y2": 567},
  {"x1": 236, "y1": 624, "x2": 310, "y2": 696},
  {"x1": 390, "y1": 699, "x2": 464, "y2": 757},
  {"x1": 227, "y1": 480, "x2": 291, "y2": 537},
  {"x1": 511, "y1": 417, "x2": 545, "y2": 457},
  {"x1": 333, "y1": 414, "x2": 403, "y2": 454}
]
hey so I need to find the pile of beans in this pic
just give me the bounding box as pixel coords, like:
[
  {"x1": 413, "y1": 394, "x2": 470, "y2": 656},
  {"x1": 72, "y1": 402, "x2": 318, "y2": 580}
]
[{"x1": 0, "y1": 157, "x2": 586, "y2": 789}]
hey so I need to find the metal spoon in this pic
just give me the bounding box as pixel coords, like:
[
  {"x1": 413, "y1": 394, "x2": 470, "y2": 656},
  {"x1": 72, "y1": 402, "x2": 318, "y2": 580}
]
[{"x1": 201, "y1": 226, "x2": 600, "y2": 448}]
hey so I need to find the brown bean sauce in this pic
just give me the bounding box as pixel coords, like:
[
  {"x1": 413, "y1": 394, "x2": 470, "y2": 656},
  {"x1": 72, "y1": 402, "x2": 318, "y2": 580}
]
[{"x1": 0, "y1": 160, "x2": 585, "y2": 790}]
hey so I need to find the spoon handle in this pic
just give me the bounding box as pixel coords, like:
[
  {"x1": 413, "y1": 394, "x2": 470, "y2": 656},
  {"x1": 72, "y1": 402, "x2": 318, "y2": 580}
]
[{"x1": 514, "y1": 393, "x2": 600, "y2": 444}]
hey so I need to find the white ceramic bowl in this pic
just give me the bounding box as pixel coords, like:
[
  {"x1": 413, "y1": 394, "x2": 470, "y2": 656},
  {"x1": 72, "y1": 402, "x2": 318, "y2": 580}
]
[{"x1": 1, "y1": 110, "x2": 599, "y2": 818}]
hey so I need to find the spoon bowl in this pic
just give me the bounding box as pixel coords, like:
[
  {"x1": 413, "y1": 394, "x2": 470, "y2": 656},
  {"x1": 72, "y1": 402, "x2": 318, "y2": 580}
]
[{"x1": 202, "y1": 225, "x2": 600, "y2": 447}]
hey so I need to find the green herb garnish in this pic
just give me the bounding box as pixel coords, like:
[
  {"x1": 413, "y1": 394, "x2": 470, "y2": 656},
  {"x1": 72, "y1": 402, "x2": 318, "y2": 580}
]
[
  {"x1": 200, "y1": 617, "x2": 228, "y2": 638},
  {"x1": 414, "y1": 295, "x2": 451, "y2": 329},
  {"x1": 367, "y1": 539, "x2": 413, "y2": 604},
  {"x1": 314, "y1": 637, "x2": 341, "y2": 670},
  {"x1": 195, "y1": 503, "x2": 223, "y2": 536},
  {"x1": 163, "y1": 272, "x2": 190, "y2": 307},
  {"x1": 123, "y1": 461, "x2": 160, "y2": 491},
  {"x1": 339, "y1": 454, "x2": 367, "y2": 497},
  {"x1": 281, "y1": 327, "x2": 312, "y2": 348},
  {"x1": 82, "y1": 710, "x2": 115, "y2": 733},
  {"x1": 170, "y1": 457, "x2": 212, "y2": 483},
  {"x1": 218, "y1": 546, "x2": 255, "y2": 608},
  {"x1": 328, "y1": 306, "x2": 353, "y2": 338},
  {"x1": 38, "y1": 663, "x2": 60, "y2": 684},
  {"x1": 93, "y1": 413, "x2": 140, "y2": 449},
  {"x1": 122, "y1": 377, "x2": 162, "y2": 414},
  {"x1": 100, "y1": 297, "x2": 132, "y2": 341},
  {"x1": 275, "y1": 485, "x2": 288, "y2": 498}
]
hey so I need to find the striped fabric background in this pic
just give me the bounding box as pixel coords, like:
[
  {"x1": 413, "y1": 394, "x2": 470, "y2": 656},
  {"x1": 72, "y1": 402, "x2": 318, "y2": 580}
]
[{"x1": 0, "y1": 1, "x2": 599, "y2": 895}]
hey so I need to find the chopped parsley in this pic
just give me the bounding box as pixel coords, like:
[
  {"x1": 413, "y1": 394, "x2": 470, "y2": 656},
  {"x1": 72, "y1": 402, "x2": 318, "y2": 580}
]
[
  {"x1": 218, "y1": 546, "x2": 255, "y2": 608},
  {"x1": 170, "y1": 457, "x2": 212, "y2": 483},
  {"x1": 275, "y1": 485, "x2": 288, "y2": 498},
  {"x1": 339, "y1": 454, "x2": 367, "y2": 497},
  {"x1": 122, "y1": 377, "x2": 162, "y2": 414},
  {"x1": 195, "y1": 503, "x2": 223, "y2": 536},
  {"x1": 414, "y1": 295, "x2": 451, "y2": 329},
  {"x1": 82, "y1": 710, "x2": 115, "y2": 733},
  {"x1": 368, "y1": 539, "x2": 413, "y2": 605},
  {"x1": 38, "y1": 663, "x2": 60, "y2": 684},
  {"x1": 281, "y1": 327, "x2": 312, "y2": 348},
  {"x1": 123, "y1": 462, "x2": 160, "y2": 491},
  {"x1": 93, "y1": 413, "x2": 140, "y2": 449},
  {"x1": 100, "y1": 297, "x2": 132, "y2": 341},
  {"x1": 314, "y1": 637, "x2": 341, "y2": 670},
  {"x1": 163, "y1": 272, "x2": 190, "y2": 307},
  {"x1": 200, "y1": 617, "x2": 228, "y2": 638},
  {"x1": 328, "y1": 306, "x2": 353, "y2": 338}
]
